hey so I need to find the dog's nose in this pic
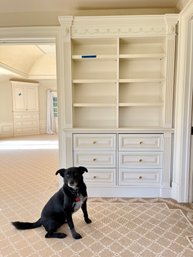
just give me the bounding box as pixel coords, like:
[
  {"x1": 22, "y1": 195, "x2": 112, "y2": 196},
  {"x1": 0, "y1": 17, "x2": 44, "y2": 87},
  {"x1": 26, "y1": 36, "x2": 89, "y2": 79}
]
[{"x1": 69, "y1": 181, "x2": 75, "y2": 186}]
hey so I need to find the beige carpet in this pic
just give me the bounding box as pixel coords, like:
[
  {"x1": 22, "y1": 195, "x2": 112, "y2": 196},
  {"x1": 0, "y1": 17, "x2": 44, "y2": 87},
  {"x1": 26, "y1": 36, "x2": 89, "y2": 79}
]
[{"x1": 1, "y1": 135, "x2": 193, "y2": 257}]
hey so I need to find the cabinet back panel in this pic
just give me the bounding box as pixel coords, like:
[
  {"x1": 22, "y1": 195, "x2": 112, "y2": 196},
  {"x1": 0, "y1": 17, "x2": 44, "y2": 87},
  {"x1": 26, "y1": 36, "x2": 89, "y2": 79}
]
[
  {"x1": 119, "y1": 59, "x2": 164, "y2": 79},
  {"x1": 119, "y1": 83, "x2": 163, "y2": 102},
  {"x1": 119, "y1": 37, "x2": 165, "y2": 54},
  {"x1": 72, "y1": 38, "x2": 117, "y2": 55},
  {"x1": 72, "y1": 59, "x2": 117, "y2": 80},
  {"x1": 73, "y1": 107, "x2": 116, "y2": 128},
  {"x1": 119, "y1": 106, "x2": 162, "y2": 128},
  {"x1": 73, "y1": 83, "x2": 116, "y2": 104}
]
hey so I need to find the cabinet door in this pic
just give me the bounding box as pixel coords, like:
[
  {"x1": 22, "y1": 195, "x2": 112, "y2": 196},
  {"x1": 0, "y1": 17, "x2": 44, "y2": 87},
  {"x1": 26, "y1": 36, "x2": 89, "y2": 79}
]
[
  {"x1": 12, "y1": 84, "x2": 39, "y2": 112},
  {"x1": 26, "y1": 86, "x2": 39, "y2": 111},
  {"x1": 12, "y1": 86, "x2": 26, "y2": 111}
]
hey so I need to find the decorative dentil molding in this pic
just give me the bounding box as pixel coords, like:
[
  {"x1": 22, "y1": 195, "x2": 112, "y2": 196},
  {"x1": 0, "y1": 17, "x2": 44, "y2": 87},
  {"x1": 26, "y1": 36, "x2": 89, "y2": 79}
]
[{"x1": 59, "y1": 15, "x2": 179, "y2": 38}]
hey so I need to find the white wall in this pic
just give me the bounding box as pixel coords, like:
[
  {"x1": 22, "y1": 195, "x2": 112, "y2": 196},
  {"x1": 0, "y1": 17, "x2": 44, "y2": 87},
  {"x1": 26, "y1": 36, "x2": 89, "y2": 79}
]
[{"x1": 0, "y1": 76, "x2": 14, "y2": 137}]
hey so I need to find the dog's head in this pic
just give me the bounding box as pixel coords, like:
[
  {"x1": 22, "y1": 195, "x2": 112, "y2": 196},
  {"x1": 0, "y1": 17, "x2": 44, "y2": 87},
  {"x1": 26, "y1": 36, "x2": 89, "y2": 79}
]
[{"x1": 55, "y1": 166, "x2": 88, "y2": 190}]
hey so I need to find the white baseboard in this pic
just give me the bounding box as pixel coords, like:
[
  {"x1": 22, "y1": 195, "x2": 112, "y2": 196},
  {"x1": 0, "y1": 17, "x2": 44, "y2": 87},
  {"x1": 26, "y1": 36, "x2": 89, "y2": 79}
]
[
  {"x1": 86, "y1": 187, "x2": 171, "y2": 198},
  {"x1": 40, "y1": 119, "x2": 47, "y2": 134},
  {"x1": 171, "y1": 182, "x2": 179, "y2": 201},
  {"x1": 40, "y1": 119, "x2": 58, "y2": 134}
]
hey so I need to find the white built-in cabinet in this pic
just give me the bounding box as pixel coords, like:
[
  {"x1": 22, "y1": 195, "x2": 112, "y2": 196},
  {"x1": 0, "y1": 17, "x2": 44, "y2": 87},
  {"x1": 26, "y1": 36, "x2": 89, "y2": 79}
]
[
  {"x1": 59, "y1": 15, "x2": 178, "y2": 198},
  {"x1": 11, "y1": 80, "x2": 40, "y2": 136}
]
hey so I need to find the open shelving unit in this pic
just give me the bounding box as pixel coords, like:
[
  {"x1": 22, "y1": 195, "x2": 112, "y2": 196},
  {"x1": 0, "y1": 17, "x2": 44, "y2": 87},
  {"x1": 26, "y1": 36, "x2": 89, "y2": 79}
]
[{"x1": 71, "y1": 35, "x2": 168, "y2": 129}]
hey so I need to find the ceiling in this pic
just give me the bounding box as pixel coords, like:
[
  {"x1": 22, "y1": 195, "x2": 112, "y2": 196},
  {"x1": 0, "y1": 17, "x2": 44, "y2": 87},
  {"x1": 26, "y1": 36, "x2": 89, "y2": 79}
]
[
  {"x1": 0, "y1": 44, "x2": 56, "y2": 80},
  {"x1": 0, "y1": 0, "x2": 189, "y2": 13}
]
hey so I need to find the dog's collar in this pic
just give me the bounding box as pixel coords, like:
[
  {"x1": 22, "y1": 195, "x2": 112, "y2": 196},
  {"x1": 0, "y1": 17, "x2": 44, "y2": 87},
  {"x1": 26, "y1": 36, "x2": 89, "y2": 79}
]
[{"x1": 63, "y1": 185, "x2": 80, "y2": 200}]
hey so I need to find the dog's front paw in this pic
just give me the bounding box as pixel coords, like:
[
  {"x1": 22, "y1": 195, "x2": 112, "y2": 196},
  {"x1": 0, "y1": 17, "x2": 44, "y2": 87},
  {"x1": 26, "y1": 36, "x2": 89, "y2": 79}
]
[
  {"x1": 85, "y1": 218, "x2": 92, "y2": 224},
  {"x1": 71, "y1": 228, "x2": 82, "y2": 240},
  {"x1": 73, "y1": 232, "x2": 82, "y2": 240}
]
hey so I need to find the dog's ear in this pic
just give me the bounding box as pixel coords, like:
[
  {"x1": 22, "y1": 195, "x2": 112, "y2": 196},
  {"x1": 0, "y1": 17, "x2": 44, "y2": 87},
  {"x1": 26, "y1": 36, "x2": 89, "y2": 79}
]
[
  {"x1": 55, "y1": 168, "x2": 66, "y2": 177},
  {"x1": 78, "y1": 166, "x2": 88, "y2": 174}
]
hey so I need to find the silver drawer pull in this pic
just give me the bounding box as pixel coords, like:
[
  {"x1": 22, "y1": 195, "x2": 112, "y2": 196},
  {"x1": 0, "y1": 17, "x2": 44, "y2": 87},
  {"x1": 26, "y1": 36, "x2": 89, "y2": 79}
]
[
  {"x1": 139, "y1": 159, "x2": 143, "y2": 162},
  {"x1": 139, "y1": 141, "x2": 143, "y2": 145},
  {"x1": 93, "y1": 158, "x2": 97, "y2": 162},
  {"x1": 139, "y1": 176, "x2": 143, "y2": 179},
  {"x1": 93, "y1": 176, "x2": 97, "y2": 179},
  {"x1": 93, "y1": 141, "x2": 96, "y2": 144}
]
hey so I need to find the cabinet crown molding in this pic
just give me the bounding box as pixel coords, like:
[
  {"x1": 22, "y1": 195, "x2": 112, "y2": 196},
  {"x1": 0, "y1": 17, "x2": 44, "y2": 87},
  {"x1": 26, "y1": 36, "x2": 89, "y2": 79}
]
[
  {"x1": 10, "y1": 80, "x2": 39, "y2": 86},
  {"x1": 59, "y1": 15, "x2": 179, "y2": 37},
  {"x1": 58, "y1": 16, "x2": 73, "y2": 27}
]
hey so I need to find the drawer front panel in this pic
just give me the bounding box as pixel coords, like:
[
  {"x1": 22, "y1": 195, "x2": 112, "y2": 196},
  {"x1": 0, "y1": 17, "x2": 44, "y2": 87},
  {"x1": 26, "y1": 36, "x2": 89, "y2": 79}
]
[
  {"x1": 119, "y1": 134, "x2": 163, "y2": 151},
  {"x1": 73, "y1": 134, "x2": 116, "y2": 150},
  {"x1": 119, "y1": 152, "x2": 163, "y2": 168},
  {"x1": 74, "y1": 151, "x2": 116, "y2": 167},
  {"x1": 119, "y1": 169, "x2": 160, "y2": 185},
  {"x1": 84, "y1": 169, "x2": 115, "y2": 185}
]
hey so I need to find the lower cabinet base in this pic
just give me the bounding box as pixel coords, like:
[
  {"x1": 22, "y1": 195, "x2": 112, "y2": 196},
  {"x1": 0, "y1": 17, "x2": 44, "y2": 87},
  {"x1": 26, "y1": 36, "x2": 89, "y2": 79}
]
[
  {"x1": 86, "y1": 186, "x2": 171, "y2": 198},
  {"x1": 62, "y1": 131, "x2": 173, "y2": 199}
]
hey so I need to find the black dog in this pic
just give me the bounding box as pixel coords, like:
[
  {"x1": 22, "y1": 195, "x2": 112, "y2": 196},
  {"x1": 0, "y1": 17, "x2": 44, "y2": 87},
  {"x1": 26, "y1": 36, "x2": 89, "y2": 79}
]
[{"x1": 12, "y1": 166, "x2": 92, "y2": 239}]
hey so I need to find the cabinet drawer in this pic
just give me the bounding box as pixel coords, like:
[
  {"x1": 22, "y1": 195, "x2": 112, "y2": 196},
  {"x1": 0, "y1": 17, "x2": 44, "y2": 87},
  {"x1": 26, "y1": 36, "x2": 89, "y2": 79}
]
[
  {"x1": 119, "y1": 169, "x2": 160, "y2": 185},
  {"x1": 74, "y1": 151, "x2": 116, "y2": 167},
  {"x1": 84, "y1": 169, "x2": 115, "y2": 185},
  {"x1": 119, "y1": 134, "x2": 163, "y2": 151},
  {"x1": 119, "y1": 152, "x2": 163, "y2": 168},
  {"x1": 73, "y1": 134, "x2": 116, "y2": 150}
]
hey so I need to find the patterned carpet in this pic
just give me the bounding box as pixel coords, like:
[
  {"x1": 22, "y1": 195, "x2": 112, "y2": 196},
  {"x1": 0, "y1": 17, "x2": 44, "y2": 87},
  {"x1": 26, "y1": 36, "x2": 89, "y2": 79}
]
[{"x1": 1, "y1": 135, "x2": 193, "y2": 257}]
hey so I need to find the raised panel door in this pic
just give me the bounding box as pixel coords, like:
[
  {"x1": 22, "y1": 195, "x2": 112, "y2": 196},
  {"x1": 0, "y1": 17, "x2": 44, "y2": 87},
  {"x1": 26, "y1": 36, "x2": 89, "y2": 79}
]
[
  {"x1": 26, "y1": 86, "x2": 39, "y2": 111},
  {"x1": 12, "y1": 86, "x2": 26, "y2": 111}
]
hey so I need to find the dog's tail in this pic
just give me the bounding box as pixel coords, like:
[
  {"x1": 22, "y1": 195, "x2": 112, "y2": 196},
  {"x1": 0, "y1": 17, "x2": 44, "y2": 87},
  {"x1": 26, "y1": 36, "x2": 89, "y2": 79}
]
[{"x1": 11, "y1": 218, "x2": 41, "y2": 230}]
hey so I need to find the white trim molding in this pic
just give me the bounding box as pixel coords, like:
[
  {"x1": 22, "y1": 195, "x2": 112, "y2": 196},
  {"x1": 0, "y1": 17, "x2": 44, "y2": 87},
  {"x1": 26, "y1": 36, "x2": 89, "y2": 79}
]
[
  {"x1": 172, "y1": 0, "x2": 193, "y2": 202},
  {"x1": 0, "y1": 26, "x2": 59, "y2": 43}
]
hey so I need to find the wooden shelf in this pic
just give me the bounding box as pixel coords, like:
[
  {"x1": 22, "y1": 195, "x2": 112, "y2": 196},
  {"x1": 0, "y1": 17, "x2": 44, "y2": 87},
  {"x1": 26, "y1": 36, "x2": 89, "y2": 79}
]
[
  {"x1": 119, "y1": 72, "x2": 164, "y2": 83},
  {"x1": 119, "y1": 53, "x2": 165, "y2": 59},
  {"x1": 119, "y1": 78, "x2": 164, "y2": 83},
  {"x1": 73, "y1": 103, "x2": 116, "y2": 107},
  {"x1": 119, "y1": 102, "x2": 163, "y2": 107},
  {"x1": 72, "y1": 54, "x2": 117, "y2": 60},
  {"x1": 73, "y1": 79, "x2": 117, "y2": 84}
]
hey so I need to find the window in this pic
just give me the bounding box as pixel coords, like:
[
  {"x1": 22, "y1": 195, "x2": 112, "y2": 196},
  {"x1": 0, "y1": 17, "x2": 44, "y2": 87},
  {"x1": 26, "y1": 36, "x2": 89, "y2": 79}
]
[{"x1": 53, "y1": 96, "x2": 58, "y2": 118}]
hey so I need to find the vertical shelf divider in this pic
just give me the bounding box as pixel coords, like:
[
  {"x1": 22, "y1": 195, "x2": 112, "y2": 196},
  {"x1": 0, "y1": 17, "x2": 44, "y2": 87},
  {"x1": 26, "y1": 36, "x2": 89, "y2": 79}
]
[{"x1": 116, "y1": 37, "x2": 120, "y2": 129}]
